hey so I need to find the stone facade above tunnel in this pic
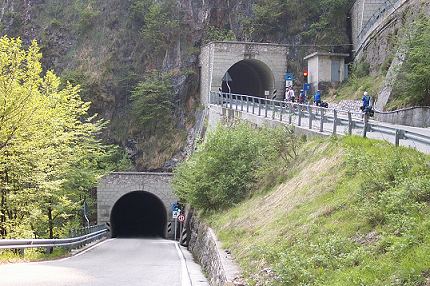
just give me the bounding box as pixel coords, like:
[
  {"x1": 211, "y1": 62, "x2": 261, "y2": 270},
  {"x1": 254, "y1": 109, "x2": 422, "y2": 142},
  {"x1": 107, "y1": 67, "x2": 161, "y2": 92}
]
[
  {"x1": 199, "y1": 41, "x2": 288, "y2": 105},
  {"x1": 97, "y1": 172, "x2": 178, "y2": 238}
]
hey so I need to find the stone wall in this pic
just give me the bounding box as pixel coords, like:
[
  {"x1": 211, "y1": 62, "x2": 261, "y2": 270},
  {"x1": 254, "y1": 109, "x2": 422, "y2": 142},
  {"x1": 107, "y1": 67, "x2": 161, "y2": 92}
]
[
  {"x1": 354, "y1": 0, "x2": 428, "y2": 73},
  {"x1": 97, "y1": 172, "x2": 178, "y2": 238},
  {"x1": 199, "y1": 41, "x2": 288, "y2": 105},
  {"x1": 187, "y1": 214, "x2": 244, "y2": 286},
  {"x1": 375, "y1": 106, "x2": 430, "y2": 127}
]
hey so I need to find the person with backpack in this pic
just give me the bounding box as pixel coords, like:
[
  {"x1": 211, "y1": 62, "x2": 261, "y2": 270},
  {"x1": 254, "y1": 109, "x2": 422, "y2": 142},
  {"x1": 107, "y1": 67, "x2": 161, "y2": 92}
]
[
  {"x1": 298, "y1": 89, "x2": 306, "y2": 104},
  {"x1": 361, "y1": 91, "x2": 374, "y2": 116}
]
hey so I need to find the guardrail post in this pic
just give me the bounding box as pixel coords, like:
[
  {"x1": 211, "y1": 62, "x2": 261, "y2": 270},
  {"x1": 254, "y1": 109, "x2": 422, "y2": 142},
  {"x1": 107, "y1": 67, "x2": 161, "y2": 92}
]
[
  {"x1": 246, "y1": 96, "x2": 249, "y2": 113},
  {"x1": 229, "y1": 93, "x2": 232, "y2": 109},
  {"x1": 320, "y1": 108, "x2": 324, "y2": 132},
  {"x1": 252, "y1": 98, "x2": 255, "y2": 114},
  {"x1": 395, "y1": 129, "x2": 405, "y2": 146},
  {"x1": 288, "y1": 103, "x2": 293, "y2": 124},
  {"x1": 258, "y1": 97, "x2": 261, "y2": 116},
  {"x1": 240, "y1": 95, "x2": 243, "y2": 111},
  {"x1": 264, "y1": 99, "x2": 268, "y2": 118},
  {"x1": 348, "y1": 112, "x2": 353, "y2": 135},
  {"x1": 298, "y1": 106, "x2": 302, "y2": 126},
  {"x1": 308, "y1": 106, "x2": 313, "y2": 130},
  {"x1": 279, "y1": 102, "x2": 284, "y2": 122},
  {"x1": 363, "y1": 113, "x2": 369, "y2": 138},
  {"x1": 333, "y1": 109, "x2": 337, "y2": 135},
  {"x1": 272, "y1": 101, "x2": 276, "y2": 120}
]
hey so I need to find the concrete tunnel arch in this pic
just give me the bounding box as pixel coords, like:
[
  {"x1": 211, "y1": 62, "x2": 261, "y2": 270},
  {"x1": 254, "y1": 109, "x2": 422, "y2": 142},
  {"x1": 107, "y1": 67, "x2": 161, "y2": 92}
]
[
  {"x1": 110, "y1": 191, "x2": 168, "y2": 238},
  {"x1": 221, "y1": 59, "x2": 275, "y2": 98}
]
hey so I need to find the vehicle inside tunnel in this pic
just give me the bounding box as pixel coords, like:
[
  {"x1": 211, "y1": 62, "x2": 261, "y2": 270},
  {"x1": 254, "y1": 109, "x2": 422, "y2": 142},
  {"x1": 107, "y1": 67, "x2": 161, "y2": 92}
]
[
  {"x1": 110, "y1": 191, "x2": 167, "y2": 238},
  {"x1": 221, "y1": 59, "x2": 274, "y2": 97}
]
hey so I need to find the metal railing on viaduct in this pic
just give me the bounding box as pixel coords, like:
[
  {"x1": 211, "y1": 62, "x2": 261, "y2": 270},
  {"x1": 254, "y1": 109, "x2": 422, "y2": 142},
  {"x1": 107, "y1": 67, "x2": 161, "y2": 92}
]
[{"x1": 210, "y1": 92, "x2": 430, "y2": 154}]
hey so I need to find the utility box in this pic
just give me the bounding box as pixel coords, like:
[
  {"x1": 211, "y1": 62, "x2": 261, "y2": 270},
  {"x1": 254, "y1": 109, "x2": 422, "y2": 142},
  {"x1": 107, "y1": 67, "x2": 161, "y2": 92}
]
[{"x1": 304, "y1": 52, "x2": 349, "y2": 91}]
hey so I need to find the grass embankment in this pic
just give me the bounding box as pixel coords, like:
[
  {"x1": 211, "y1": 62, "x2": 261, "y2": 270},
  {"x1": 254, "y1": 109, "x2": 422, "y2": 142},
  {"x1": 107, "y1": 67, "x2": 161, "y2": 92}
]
[
  {"x1": 327, "y1": 75, "x2": 385, "y2": 103},
  {"x1": 0, "y1": 248, "x2": 69, "y2": 263},
  {"x1": 206, "y1": 136, "x2": 430, "y2": 286}
]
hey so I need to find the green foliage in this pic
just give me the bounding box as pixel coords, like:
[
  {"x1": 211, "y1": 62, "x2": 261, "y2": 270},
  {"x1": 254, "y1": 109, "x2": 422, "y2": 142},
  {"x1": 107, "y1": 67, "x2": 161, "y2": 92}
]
[
  {"x1": 129, "y1": 0, "x2": 153, "y2": 26},
  {"x1": 173, "y1": 123, "x2": 299, "y2": 211},
  {"x1": 141, "y1": 0, "x2": 180, "y2": 55},
  {"x1": 130, "y1": 71, "x2": 175, "y2": 136},
  {"x1": 393, "y1": 15, "x2": 430, "y2": 107},
  {"x1": 77, "y1": 4, "x2": 100, "y2": 33},
  {"x1": 203, "y1": 26, "x2": 236, "y2": 44},
  {"x1": 351, "y1": 61, "x2": 370, "y2": 78},
  {"x1": 242, "y1": 0, "x2": 351, "y2": 44},
  {"x1": 207, "y1": 136, "x2": 430, "y2": 285},
  {"x1": 0, "y1": 36, "x2": 128, "y2": 239}
]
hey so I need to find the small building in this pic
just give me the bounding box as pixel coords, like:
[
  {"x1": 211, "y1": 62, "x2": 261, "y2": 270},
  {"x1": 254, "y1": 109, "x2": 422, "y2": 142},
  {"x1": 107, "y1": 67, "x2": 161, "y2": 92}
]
[{"x1": 304, "y1": 52, "x2": 349, "y2": 91}]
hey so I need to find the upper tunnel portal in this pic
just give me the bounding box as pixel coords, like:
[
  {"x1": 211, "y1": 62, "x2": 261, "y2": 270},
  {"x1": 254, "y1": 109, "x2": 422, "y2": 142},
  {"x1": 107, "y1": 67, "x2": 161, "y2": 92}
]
[
  {"x1": 221, "y1": 59, "x2": 274, "y2": 98},
  {"x1": 200, "y1": 41, "x2": 288, "y2": 104}
]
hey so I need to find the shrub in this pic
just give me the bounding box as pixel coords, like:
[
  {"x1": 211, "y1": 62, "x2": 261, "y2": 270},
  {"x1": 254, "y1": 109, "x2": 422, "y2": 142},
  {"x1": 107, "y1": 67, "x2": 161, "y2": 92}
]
[{"x1": 172, "y1": 123, "x2": 299, "y2": 211}]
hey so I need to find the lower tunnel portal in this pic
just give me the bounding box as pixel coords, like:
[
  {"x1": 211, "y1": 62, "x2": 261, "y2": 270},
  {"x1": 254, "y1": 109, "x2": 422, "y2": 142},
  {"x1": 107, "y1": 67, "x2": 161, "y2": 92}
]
[{"x1": 110, "y1": 191, "x2": 167, "y2": 238}]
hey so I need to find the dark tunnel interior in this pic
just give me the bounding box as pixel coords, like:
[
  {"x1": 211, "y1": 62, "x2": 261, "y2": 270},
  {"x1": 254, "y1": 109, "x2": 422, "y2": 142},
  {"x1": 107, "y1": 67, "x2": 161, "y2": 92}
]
[
  {"x1": 110, "y1": 191, "x2": 167, "y2": 238},
  {"x1": 222, "y1": 59, "x2": 274, "y2": 97}
]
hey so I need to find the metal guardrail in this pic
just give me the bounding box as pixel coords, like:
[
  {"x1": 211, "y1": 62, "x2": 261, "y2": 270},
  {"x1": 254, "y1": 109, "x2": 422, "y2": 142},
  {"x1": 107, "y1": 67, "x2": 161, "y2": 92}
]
[
  {"x1": 0, "y1": 224, "x2": 109, "y2": 251},
  {"x1": 209, "y1": 92, "x2": 430, "y2": 151}
]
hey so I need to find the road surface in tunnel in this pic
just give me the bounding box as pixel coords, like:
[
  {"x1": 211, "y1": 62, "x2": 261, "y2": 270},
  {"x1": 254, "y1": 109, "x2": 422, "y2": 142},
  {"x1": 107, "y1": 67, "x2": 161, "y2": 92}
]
[
  {"x1": 222, "y1": 59, "x2": 274, "y2": 97},
  {"x1": 110, "y1": 191, "x2": 167, "y2": 238},
  {"x1": 0, "y1": 238, "x2": 209, "y2": 286}
]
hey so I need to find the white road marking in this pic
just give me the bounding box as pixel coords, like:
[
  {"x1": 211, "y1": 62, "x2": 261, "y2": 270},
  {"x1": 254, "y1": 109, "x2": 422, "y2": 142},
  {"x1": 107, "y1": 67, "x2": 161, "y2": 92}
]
[{"x1": 175, "y1": 242, "x2": 192, "y2": 286}]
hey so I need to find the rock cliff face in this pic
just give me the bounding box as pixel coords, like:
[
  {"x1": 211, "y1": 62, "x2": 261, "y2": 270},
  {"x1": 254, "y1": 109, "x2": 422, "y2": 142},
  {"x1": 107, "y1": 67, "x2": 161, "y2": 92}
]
[{"x1": 0, "y1": 0, "x2": 349, "y2": 170}]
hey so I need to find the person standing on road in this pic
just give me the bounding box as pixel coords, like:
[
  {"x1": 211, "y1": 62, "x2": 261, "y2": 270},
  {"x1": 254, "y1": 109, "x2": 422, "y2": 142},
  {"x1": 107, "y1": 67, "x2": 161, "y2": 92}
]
[
  {"x1": 361, "y1": 91, "x2": 374, "y2": 117},
  {"x1": 298, "y1": 89, "x2": 306, "y2": 104},
  {"x1": 288, "y1": 86, "x2": 295, "y2": 102},
  {"x1": 361, "y1": 91, "x2": 372, "y2": 111},
  {"x1": 314, "y1": 90, "x2": 321, "y2": 106}
]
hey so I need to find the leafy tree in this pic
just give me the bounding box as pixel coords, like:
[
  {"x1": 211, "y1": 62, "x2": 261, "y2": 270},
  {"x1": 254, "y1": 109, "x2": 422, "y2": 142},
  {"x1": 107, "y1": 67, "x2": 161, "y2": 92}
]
[
  {"x1": 141, "y1": 0, "x2": 180, "y2": 55},
  {"x1": 0, "y1": 36, "x2": 128, "y2": 239},
  {"x1": 173, "y1": 123, "x2": 299, "y2": 211},
  {"x1": 130, "y1": 71, "x2": 175, "y2": 136},
  {"x1": 203, "y1": 26, "x2": 236, "y2": 44}
]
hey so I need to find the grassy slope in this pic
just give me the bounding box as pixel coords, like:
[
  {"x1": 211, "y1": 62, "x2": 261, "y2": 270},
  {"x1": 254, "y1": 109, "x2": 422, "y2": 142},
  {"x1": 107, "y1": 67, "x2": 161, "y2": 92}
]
[
  {"x1": 327, "y1": 75, "x2": 385, "y2": 103},
  {"x1": 207, "y1": 136, "x2": 430, "y2": 286}
]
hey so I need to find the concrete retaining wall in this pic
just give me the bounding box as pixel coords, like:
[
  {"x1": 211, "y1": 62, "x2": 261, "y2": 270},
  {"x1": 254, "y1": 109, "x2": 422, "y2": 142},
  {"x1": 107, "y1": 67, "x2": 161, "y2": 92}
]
[
  {"x1": 375, "y1": 107, "x2": 430, "y2": 127},
  {"x1": 187, "y1": 214, "x2": 244, "y2": 286},
  {"x1": 207, "y1": 105, "x2": 328, "y2": 139}
]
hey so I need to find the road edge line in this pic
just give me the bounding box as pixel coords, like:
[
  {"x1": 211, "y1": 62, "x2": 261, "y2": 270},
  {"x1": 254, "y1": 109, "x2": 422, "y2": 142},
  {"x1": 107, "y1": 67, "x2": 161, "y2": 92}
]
[{"x1": 175, "y1": 242, "x2": 192, "y2": 286}]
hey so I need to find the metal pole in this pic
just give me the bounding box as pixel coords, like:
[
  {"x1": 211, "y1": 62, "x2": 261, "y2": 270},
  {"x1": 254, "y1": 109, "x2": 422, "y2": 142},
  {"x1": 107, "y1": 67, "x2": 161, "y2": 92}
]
[
  {"x1": 288, "y1": 103, "x2": 293, "y2": 124},
  {"x1": 348, "y1": 112, "x2": 353, "y2": 135},
  {"x1": 298, "y1": 106, "x2": 302, "y2": 126},
  {"x1": 264, "y1": 99, "x2": 268, "y2": 118},
  {"x1": 333, "y1": 109, "x2": 337, "y2": 135},
  {"x1": 280, "y1": 104, "x2": 283, "y2": 121},
  {"x1": 272, "y1": 101, "x2": 276, "y2": 120},
  {"x1": 320, "y1": 108, "x2": 324, "y2": 132},
  {"x1": 246, "y1": 96, "x2": 249, "y2": 113},
  {"x1": 258, "y1": 98, "x2": 262, "y2": 116},
  {"x1": 308, "y1": 106, "x2": 313, "y2": 130},
  {"x1": 363, "y1": 113, "x2": 369, "y2": 138},
  {"x1": 174, "y1": 218, "x2": 177, "y2": 241}
]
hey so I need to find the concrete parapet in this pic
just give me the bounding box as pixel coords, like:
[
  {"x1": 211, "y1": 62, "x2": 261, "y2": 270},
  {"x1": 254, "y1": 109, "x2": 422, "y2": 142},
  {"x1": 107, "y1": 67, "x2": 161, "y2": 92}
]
[{"x1": 375, "y1": 106, "x2": 430, "y2": 128}]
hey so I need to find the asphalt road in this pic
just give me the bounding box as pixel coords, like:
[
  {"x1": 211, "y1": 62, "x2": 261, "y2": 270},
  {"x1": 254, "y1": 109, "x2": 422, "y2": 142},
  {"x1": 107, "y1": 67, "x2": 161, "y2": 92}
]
[{"x1": 0, "y1": 238, "x2": 207, "y2": 286}]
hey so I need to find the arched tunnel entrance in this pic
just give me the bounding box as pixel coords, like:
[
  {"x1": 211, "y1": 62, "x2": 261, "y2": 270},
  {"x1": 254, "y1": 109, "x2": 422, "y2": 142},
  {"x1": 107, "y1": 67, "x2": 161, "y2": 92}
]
[
  {"x1": 221, "y1": 59, "x2": 274, "y2": 98},
  {"x1": 110, "y1": 191, "x2": 167, "y2": 238}
]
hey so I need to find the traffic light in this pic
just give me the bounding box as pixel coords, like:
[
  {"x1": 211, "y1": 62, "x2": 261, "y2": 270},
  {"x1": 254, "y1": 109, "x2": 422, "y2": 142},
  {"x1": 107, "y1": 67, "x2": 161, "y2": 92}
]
[{"x1": 303, "y1": 71, "x2": 309, "y2": 83}]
